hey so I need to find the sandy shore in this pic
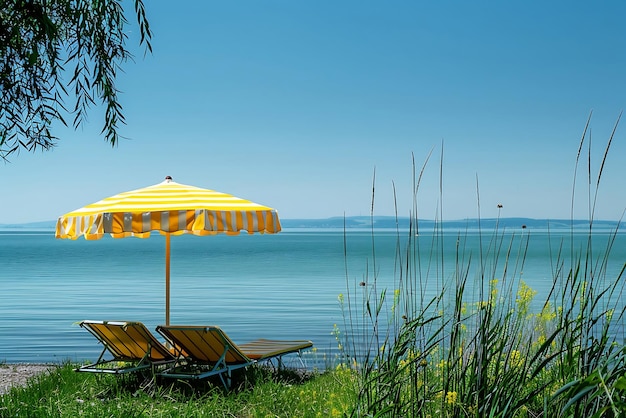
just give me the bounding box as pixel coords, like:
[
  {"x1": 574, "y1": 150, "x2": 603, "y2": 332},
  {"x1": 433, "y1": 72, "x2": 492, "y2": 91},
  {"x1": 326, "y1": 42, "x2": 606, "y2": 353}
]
[{"x1": 0, "y1": 364, "x2": 56, "y2": 396}]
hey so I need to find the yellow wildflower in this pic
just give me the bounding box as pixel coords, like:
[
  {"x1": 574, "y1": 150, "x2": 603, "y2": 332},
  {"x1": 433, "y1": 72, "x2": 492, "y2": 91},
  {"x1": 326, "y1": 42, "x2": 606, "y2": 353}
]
[
  {"x1": 516, "y1": 281, "x2": 537, "y2": 316},
  {"x1": 392, "y1": 288, "x2": 401, "y2": 314},
  {"x1": 490, "y1": 279, "x2": 499, "y2": 300},
  {"x1": 537, "y1": 334, "x2": 546, "y2": 346},
  {"x1": 509, "y1": 350, "x2": 522, "y2": 368}
]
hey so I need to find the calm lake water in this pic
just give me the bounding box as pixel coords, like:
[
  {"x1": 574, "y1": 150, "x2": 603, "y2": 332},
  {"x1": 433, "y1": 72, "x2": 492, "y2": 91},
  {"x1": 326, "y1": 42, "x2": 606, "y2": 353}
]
[{"x1": 1, "y1": 226, "x2": 625, "y2": 366}]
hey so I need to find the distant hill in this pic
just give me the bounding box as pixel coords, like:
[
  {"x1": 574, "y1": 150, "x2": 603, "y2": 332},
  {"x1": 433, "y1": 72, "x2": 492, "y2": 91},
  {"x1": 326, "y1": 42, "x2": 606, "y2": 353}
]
[
  {"x1": 1, "y1": 217, "x2": 622, "y2": 231},
  {"x1": 278, "y1": 217, "x2": 620, "y2": 230},
  {"x1": 0, "y1": 220, "x2": 57, "y2": 229}
]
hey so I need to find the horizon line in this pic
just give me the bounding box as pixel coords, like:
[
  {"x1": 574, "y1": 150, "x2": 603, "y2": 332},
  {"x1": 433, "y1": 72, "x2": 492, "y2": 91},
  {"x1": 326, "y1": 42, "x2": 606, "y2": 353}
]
[{"x1": 1, "y1": 216, "x2": 624, "y2": 228}]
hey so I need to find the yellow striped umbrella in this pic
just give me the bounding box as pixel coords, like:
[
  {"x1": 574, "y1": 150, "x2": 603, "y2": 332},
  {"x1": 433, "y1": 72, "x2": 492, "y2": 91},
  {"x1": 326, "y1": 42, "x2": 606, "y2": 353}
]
[{"x1": 56, "y1": 176, "x2": 281, "y2": 325}]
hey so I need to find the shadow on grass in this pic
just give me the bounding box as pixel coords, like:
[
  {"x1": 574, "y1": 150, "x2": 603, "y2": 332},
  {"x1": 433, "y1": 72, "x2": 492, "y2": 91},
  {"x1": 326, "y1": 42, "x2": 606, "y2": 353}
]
[{"x1": 82, "y1": 363, "x2": 318, "y2": 400}]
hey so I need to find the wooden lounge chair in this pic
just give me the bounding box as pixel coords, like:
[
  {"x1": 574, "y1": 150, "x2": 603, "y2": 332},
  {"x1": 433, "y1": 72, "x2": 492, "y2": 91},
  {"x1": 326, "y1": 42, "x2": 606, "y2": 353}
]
[
  {"x1": 76, "y1": 320, "x2": 177, "y2": 375},
  {"x1": 155, "y1": 325, "x2": 313, "y2": 389}
]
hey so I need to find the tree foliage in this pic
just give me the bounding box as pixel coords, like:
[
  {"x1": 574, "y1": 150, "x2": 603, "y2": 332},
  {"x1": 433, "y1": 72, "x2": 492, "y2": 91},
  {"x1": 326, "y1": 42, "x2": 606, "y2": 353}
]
[{"x1": 0, "y1": 0, "x2": 152, "y2": 160}]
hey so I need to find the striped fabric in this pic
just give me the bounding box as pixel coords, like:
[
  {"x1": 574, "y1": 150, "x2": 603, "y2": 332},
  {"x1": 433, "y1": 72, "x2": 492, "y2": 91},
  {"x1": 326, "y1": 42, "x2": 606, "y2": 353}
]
[{"x1": 56, "y1": 178, "x2": 281, "y2": 239}]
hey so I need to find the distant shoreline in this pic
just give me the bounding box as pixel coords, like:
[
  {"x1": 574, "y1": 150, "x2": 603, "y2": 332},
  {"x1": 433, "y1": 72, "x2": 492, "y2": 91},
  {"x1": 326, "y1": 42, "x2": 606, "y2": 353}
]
[{"x1": 1, "y1": 217, "x2": 623, "y2": 231}]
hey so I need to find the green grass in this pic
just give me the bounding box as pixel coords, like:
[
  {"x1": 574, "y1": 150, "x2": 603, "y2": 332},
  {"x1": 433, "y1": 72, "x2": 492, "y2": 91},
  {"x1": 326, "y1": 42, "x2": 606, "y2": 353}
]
[{"x1": 0, "y1": 363, "x2": 357, "y2": 417}]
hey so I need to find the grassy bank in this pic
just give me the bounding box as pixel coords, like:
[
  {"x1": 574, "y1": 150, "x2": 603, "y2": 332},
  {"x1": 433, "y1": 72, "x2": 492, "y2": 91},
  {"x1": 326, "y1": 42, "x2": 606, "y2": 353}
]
[{"x1": 0, "y1": 363, "x2": 357, "y2": 417}]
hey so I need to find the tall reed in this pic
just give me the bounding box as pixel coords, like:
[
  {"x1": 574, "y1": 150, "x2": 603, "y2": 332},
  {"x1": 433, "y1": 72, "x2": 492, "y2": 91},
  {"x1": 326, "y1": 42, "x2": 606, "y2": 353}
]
[{"x1": 338, "y1": 114, "x2": 626, "y2": 417}]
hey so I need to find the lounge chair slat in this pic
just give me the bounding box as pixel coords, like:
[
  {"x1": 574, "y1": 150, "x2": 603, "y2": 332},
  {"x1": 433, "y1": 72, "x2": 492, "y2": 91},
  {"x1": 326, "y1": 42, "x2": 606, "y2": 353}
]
[
  {"x1": 77, "y1": 320, "x2": 176, "y2": 375},
  {"x1": 237, "y1": 339, "x2": 313, "y2": 360},
  {"x1": 155, "y1": 325, "x2": 314, "y2": 390}
]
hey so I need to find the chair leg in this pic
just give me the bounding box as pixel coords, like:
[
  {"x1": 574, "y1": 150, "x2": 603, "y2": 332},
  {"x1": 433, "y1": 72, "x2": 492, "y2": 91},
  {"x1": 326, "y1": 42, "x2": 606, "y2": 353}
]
[
  {"x1": 218, "y1": 373, "x2": 227, "y2": 390},
  {"x1": 296, "y1": 351, "x2": 307, "y2": 369},
  {"x1": 217, "y1": 368, "x2": 232, "y2": 391},
  {"x1": 223, "y1": 368, "x2": 232, "y2": 390}
]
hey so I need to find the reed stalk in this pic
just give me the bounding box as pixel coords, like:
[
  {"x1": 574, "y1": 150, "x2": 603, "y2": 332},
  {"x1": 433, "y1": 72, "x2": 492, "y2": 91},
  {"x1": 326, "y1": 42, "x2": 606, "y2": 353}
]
[{"x1": 338, "y1": 115, "x2": 626, "y2": 417}]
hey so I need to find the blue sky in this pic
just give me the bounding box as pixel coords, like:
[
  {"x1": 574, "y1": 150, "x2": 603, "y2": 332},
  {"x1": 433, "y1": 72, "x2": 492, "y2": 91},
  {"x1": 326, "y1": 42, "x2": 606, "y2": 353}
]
[{"x1": 2, "y1": 1, "x2": 626, "y2": 224}]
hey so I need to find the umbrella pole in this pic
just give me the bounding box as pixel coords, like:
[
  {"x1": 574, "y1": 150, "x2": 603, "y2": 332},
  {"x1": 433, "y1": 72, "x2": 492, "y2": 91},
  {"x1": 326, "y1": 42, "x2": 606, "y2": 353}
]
[{"x1": 165, "y1": 233, "x2": 171, "y2": 326}]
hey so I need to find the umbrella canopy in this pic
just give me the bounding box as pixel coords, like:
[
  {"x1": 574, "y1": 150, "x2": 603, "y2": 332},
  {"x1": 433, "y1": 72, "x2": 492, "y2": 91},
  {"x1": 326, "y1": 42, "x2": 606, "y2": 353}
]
[{"x1": 56, "y1": 176, "x2": 281, "y2": 324}]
